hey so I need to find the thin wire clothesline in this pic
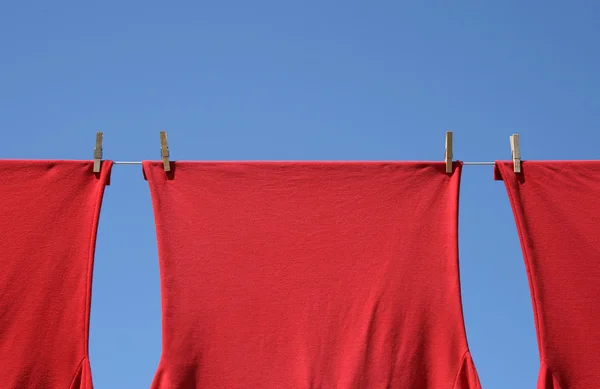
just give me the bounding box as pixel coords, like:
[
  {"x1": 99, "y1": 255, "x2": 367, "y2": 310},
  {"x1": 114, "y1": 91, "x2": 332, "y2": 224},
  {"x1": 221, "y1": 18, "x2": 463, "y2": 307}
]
[{"x1": 112, "y1": 161, "x2": 496, "y2": 165}]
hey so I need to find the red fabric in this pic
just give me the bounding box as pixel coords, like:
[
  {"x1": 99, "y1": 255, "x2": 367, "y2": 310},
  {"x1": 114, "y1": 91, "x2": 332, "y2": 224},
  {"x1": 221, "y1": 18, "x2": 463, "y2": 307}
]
[
  {"x1": 496, "y1": 161, "x2": 600, "y2": 389},
  {"x1": 144, "y1": 161, "x2": 480, "y2": 389},
  {"x1": 0, "y1": 160, "x2": 112, "y2": 389}
]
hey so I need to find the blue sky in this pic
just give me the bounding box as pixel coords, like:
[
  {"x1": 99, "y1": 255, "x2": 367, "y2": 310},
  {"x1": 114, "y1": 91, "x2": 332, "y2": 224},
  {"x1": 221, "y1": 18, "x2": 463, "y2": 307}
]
[{"x1": 2, "y1": 1, "x2": 599, "y2": 388}]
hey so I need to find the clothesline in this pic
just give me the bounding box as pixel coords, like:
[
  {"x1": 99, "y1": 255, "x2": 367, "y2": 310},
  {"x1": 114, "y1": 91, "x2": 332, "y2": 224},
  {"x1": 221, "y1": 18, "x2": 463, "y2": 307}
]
[
  {"x1": 95, "y1": 132, "x2": 519, "y2": 173},
  {"x1": 112, "y1": 161, "x2": 497, "y2": 165}
]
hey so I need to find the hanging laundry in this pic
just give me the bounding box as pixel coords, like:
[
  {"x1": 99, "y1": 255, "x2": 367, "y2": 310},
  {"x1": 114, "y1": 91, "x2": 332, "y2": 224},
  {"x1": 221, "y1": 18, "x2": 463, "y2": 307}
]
[
  {"x1": 0, "y1": 160, "x2": 112, "y2": 389},
  {"x1": 144, "y1": 161, "x2": 480, "y2": 389},
  {"x1": 496, "y1": 161, "x2": 600, "y2": 389}
]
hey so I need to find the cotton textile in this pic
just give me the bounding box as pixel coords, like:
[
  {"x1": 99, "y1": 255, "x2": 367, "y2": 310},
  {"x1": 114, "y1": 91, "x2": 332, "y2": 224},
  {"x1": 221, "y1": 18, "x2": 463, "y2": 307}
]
[
  {"x1": 144, "y1": 161, "x2": 480, "y2": 389},
  {"x1": 496, "y1": 161, "x2": 600, "y2": 389},
  {"x1": 0, "y1": 160, "x2": 113, "y2": 389}
]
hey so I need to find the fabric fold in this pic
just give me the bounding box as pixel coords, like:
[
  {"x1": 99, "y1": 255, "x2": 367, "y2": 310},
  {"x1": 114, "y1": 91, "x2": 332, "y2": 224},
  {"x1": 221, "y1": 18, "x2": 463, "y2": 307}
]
[
  {"x1": 69, "y1": 358, "x2": 94, "y2": 389},
  {"x1": 496, "y1": 161, "x2": 600, "y2": 389},
  {"x1": 0, "y1": 160, "x2": 112, "y2": 389},
  {"x1": 144, "y1": 160, "x2": 480, "y2": 389},
  {"x1": 453, "y1": 352, "x2": 482, "y2": 389},
  {"x1": 536, "y1": 362, "x2": 564, "y2": 389}
]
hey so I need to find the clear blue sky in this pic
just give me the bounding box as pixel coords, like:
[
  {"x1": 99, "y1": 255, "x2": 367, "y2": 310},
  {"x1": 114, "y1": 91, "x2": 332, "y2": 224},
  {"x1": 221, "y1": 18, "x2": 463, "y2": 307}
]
[{"x1": 2, "y1": 1, "x2": 599, "y2": 388}]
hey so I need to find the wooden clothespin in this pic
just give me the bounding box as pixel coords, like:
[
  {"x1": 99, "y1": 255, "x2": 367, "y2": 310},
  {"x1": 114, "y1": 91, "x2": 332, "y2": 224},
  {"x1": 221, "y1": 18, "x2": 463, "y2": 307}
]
[
  {"x1": 445, "y1": 131, "x2": 453, "y2": 173},
  {"x1": 510, "y1": 133, "x2": 521, "y2": 173},
  {"x1": 93, "y1": 132, "x2": 103, "y2": 173},
  {"x1": 160, "y1": 131, "x2": 171, "y2": 172}
]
